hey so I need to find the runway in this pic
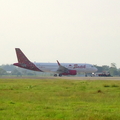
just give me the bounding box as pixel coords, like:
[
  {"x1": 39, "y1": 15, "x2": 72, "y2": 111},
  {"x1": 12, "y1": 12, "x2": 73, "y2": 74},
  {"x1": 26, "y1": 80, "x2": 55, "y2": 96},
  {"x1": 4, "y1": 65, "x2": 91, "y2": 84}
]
[
  {"x1": 25, "y1": 76, "x2": 120, "y2": 80},
  {"x1": 1, "y1": 76, "x2": 120, "y2": 80},
  {"x1": 58, "y1": 77, "x2": 120, "y2": 80}
]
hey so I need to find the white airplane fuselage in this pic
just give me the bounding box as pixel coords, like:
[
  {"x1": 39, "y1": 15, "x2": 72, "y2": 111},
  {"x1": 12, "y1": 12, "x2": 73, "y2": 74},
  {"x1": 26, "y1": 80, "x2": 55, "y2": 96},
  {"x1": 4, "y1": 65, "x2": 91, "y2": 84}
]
[{"x1": 34, "y1": 62, "x2": 97, "y2": 74}]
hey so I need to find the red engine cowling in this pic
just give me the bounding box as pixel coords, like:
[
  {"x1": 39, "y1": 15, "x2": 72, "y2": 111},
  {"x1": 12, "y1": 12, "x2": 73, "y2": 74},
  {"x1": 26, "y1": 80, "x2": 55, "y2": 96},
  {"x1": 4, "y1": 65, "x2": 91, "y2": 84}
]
[{"x1": 62, "y1": 70, "x2": 77, "y2": 75}]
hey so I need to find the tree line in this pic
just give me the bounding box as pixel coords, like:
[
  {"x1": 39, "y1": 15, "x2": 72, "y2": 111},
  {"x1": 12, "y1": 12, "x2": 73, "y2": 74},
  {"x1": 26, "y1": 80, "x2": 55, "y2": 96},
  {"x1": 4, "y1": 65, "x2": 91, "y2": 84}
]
[
  {"x1": 0, "y1": 63, "x2": 120, "y2": 76},
  {"x1": 95, "y1": 63, "x2": 120, "y2": 76},
  {"x1": 0, "y1": 64, "x2": 40, "y2": 76}
]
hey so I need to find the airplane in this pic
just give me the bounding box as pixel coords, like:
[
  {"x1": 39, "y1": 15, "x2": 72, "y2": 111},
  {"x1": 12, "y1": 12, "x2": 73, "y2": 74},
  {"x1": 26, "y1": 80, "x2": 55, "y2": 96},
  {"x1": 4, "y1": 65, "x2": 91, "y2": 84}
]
[{"x1": 13, "y1": 48, "x2": 97, "y2": 77}]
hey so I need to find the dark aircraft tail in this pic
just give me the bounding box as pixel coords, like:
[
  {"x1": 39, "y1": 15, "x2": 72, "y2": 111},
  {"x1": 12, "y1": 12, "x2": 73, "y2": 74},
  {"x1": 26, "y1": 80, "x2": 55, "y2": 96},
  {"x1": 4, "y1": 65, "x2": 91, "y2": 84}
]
[
  {"x1": 15, "y1": 48, "x2": 31, "y2": 64},
  {"x1": 13, "y1": 48, "x2": 42, "y2": 71}
]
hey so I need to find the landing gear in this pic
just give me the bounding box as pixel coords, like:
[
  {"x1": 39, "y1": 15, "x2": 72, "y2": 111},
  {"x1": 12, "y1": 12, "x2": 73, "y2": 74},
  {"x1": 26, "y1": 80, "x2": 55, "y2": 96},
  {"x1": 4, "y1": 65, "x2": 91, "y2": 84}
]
[
  {"x1": 85, "y1": 73, "x2": 95, "y2": 77},
  {"x1": 54, "y1": 74, "x2": 62, "y2": 77},
  {"x1": 85, "y1": 74, "x2": 87, "y2": 77},
  {"x1": 54, "y1": 74, "x2": 57, "y2": 77},
  {"x1": 59, "y1": 74, "x2": 62, "y2": 77}
]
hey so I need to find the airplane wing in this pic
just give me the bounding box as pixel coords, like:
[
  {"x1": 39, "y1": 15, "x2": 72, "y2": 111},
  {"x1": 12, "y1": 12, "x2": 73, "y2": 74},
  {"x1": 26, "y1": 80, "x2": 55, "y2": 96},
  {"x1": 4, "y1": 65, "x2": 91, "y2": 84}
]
[{"x1": 56, "y1": 60, "x2": 69, "y2": 74}]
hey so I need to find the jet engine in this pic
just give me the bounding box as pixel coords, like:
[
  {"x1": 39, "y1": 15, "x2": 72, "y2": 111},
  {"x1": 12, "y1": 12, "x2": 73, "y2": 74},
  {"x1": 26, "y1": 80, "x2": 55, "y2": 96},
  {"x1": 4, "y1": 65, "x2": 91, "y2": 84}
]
[{"x1": 62, "y1": 70, "x2": 77, "y2": 75}]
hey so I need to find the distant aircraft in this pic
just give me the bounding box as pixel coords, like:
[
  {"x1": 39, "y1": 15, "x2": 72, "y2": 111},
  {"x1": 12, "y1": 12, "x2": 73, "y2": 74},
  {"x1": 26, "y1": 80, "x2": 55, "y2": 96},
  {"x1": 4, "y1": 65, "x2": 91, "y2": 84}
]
[{"x1": 13, "y1": 48, "x2": 97, "y2": 76}]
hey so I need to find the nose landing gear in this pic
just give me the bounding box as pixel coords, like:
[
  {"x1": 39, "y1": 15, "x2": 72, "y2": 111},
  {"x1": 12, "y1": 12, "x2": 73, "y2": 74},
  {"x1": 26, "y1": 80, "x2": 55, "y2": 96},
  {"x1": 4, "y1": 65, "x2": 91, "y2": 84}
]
[{"x1": 85, "y1": 74, "x2": 87, "y2": 77}]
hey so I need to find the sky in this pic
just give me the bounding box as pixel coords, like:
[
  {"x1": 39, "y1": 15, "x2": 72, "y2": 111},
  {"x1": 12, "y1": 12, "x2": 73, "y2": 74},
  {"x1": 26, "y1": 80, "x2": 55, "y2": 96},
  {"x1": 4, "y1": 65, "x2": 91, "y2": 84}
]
[{"x1": 0, "y1": 0, "x2": 120, "y2": 67}]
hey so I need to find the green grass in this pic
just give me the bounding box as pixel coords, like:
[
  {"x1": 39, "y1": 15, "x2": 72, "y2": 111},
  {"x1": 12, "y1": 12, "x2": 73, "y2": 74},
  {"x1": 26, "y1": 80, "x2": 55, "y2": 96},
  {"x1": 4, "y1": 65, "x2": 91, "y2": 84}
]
[{"x1": 0, "y1": 78, "x2": 120, "y2": 120}]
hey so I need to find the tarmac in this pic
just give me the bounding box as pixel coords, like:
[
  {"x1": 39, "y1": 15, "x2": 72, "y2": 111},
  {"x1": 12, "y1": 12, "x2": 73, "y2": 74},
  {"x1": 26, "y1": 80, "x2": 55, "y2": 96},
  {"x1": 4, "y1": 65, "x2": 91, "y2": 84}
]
[
  {"x1": 59, "y1": 77, "x2": 120, "y2": 80},
  {"x1": 1, "y1": 76, "x2": 120, "y2": 80}
]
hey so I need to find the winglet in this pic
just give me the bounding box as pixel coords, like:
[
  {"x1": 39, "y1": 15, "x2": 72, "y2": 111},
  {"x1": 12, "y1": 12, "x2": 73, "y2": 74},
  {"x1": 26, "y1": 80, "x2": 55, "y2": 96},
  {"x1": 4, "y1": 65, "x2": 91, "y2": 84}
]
[{"x1": 57, "y1": 60, "x2": 61, "y2": 66}]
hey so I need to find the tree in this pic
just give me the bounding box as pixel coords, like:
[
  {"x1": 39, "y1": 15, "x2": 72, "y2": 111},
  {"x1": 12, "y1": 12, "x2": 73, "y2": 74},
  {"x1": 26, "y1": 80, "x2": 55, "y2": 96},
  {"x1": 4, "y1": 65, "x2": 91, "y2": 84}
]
[
  {"x1": 111, "y1": 63, "x2": 116, "y2": 68},
  {"x1": 11, "y1": 69, "x2": 22, "y2": 76},
  {"x1": 109, "y1": 67, "x2": 118, "y2": 76},
  {"x1": 117, "y1": 68, "x2": 120, "y2": 76},
  {"x1": 94, "y1": 65, "x2": 102, "y2": 72},
  {"x1": 102, "y1": 65, "x2": 109, "y2": 71},
  {"x1": 0, "y1": 68, "x2": 6, "y2": 76},
  {"x1": 1, "y1": 64, "x2": 15, "y2": 71},
  {"x1": 109, "y1": 63, "x2": 118, "y2": 76}
]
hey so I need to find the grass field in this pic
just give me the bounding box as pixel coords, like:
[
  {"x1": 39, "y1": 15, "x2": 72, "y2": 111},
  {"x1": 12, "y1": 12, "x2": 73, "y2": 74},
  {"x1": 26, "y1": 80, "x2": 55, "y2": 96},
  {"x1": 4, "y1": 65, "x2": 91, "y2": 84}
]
[{"x1": 0, "y1": 78, "x2": 120, "y2": 120}]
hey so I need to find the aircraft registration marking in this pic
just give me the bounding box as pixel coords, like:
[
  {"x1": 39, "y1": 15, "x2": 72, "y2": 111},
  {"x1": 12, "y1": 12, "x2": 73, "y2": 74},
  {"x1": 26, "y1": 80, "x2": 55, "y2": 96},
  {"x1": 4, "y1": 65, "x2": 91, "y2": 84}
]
[{"x1": 73, "y1": 64, "x2": 86, "y2": 69}]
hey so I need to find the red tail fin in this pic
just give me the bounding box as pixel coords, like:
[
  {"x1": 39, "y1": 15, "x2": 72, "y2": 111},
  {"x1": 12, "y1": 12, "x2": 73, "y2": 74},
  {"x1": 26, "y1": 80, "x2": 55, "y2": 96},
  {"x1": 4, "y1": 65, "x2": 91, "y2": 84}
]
[
  {"x1": 14, "y1": 48, "x2": 42, "y2": 71},
  {"x1": 15, "y1": 48, "x2": 31, "y2": 64}
]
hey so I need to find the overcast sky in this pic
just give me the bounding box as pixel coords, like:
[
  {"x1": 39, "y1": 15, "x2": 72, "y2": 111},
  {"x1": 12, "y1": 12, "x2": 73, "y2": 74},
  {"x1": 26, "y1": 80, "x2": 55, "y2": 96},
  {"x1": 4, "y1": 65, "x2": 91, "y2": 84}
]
[{"x1": 0, "y1": 0, "x2": 120, "y2": 67}]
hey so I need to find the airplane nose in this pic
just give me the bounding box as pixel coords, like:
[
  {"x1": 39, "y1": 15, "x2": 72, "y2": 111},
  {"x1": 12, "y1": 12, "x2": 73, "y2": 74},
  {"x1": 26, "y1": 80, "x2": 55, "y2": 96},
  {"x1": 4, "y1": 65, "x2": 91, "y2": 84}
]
[{"x1": 94, "y1": 67, "x2": 98, "y2": 72}]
